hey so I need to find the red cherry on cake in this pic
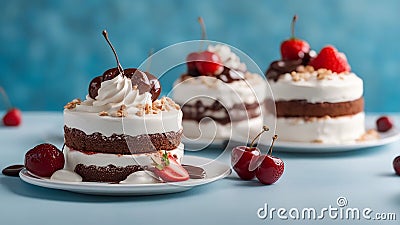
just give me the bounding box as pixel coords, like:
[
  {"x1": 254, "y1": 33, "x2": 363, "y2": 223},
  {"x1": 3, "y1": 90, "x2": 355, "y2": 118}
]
[
  {"x1": 185, "y1": 17, "x2": 223, "y2": 76},
  {"x1": 376, "y1": 116, "x2": 393, "y2": 132},
  {"x1": 24, "y1": 143, "x2": 65, "y2": 177},
  {"x1": 231, "y1": 126, "x2": 269, "y2": 180},
  {"x1": 256, "y1": 135, "x2": 284, "y2": 185},
  {"x1": 3, "y1": 108, "x2": 22, "y2": 126},
  {"x1": 393, "y1": 156, "x2": 400, "y2": 176},
  {"x1": 309, "y1": 45, "x2": 351, "y2": 73},
  {"x1": 280, "y1": 15, "x2": 310, "y2": 60},
  {"x1": 187, "y1": 51, "x2": 223, "y2": 76},
  {"x1": 152, "y1": 152, "x2": 189, "y2": 182}
]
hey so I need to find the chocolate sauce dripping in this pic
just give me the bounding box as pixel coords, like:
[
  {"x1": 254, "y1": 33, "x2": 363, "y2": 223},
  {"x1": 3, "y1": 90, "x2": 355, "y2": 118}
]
[{"x1": 265, "y1": 51, "x2": 316, "y2": 81}]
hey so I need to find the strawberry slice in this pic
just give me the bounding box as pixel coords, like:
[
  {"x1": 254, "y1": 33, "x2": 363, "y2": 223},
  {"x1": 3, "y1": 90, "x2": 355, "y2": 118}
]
[{"x1": 151, "y1": 152, "x2": 189, "y2": 182}]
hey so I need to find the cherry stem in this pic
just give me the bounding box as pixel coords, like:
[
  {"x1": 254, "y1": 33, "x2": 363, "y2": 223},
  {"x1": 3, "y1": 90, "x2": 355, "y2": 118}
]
[
  {"x1": 291, "y1": 15, "x2": 298, "y2": 39},
  {"x1": 102, "y1": 30, "x2": 123, "y2": 75},
  {"x1": 249, "y1": 125, "x2": 269, "y2": 148},
  {"x1": 0, "y1": 87, "x2": 12, "y2": 110},
  {"x1": 198, "y1": 17, "x2": 207, "y2": 51},
  {"x1": 267, "y1": 135, "x2": 278, "y2": 156},
  {"x1": 146, "y1": 48, "x2": 154, "y2": 73}
]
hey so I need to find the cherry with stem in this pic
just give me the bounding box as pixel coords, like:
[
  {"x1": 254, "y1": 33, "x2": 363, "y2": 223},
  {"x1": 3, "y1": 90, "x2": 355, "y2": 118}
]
[{"x1": 102, "y1": 30, "x2": 123, "y2": 76}]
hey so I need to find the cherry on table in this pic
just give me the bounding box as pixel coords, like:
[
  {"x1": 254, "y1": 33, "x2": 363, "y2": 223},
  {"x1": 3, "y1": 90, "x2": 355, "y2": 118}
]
[
  {"x1": 3, "y1": 108, "x2": 22, "y2": 126},
  {"x1": 256, "y1": 135, "x2": 284, "y2": 185},
  {"x1": 393, "y1": 156, "x2": 400, "y2": 176},
  {"x1": 231, "y1": 126, "x2": 269, "y2": 180}
]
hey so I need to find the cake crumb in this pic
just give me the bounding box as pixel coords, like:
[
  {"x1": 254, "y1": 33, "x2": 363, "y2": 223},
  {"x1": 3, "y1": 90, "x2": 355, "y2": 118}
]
[
  {"x1": 357, "y1": 129, "x2": 380, "y2": 142},
  {"x1": 312, "y1": 139, "x2": 323, "y2": 143},
  {"x1": 98, "y1": 111, "x2": 108, "y2": 116},
  {"x1": 135, "y1": 110, "x2": 144, "y2": 116},
  {"x1": 64, "y1": 98, "x2": 81, "y2": 109}
]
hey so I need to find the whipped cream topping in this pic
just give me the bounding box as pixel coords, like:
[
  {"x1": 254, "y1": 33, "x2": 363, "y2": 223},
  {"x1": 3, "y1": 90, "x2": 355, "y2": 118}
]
[
  {"x1": 208, "y1": 44, "x2": 247, "y2": 72},
  {"x1": 73, "y1": 75, "x2": 152, "y2": 117},
  {"x1": 64, "y1": 144, "x2": 184, "y2": 169}
]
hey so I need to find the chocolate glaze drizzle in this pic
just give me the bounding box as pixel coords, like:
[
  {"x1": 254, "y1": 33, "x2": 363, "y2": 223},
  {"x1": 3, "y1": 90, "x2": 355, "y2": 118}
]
[
  {"x1": 182, "y1": 165, "x2": 206, "y2": 179},
  {"x1": 2, "y1": 164, "x2": 24, "y2": 177},
  {"x1": 265, "y1": 51, "x2": 316, "y2": 81},
  {"x1": 181, "y1": 100, "x2": 261, "y2": 125},
  {"x1": 185, "y1": 66, "x2": 244, "y2": 84}
]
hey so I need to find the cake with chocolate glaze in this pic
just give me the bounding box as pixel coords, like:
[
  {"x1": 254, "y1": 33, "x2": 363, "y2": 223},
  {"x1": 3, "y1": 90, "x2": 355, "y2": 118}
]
[
  {"x1": 173, "y1": 44, "x2": 267, "y2": 140},
  {"x1": 63, "y1": 31, "x2": 186, "y2": 183},
  {"x1": 265, "y1": 16, "x2": 365, "y2": 143}
]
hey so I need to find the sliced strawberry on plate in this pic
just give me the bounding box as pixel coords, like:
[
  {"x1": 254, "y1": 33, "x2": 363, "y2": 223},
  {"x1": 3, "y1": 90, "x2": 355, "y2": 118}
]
[{"x1": 151, "y1": 151, "x2": 189, "y2": 182}]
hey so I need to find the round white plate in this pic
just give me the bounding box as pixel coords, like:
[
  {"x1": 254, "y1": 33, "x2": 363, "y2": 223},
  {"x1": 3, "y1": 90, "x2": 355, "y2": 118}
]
[
  {"x1": 231, "y1": 115, "x2": 400, "y2": 153},
  {"x1": 182, "y1": 136, "x2": 227, "y2": 150},
  {"x1": 19, "y1": 156, "x2": 231, "y2": 196}
]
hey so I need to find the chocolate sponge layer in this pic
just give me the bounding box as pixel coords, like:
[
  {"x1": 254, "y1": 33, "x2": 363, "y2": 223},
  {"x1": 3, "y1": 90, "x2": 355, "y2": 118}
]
[
  {"x1": 275, "y1": 97, "x2": 364, "y2": 118},
  {"x1": 74, "y1": 164, "x2": 143, "y2": 183},
  {"x1": 64, "y1": 126, "x2": 182, "y2": 154}
]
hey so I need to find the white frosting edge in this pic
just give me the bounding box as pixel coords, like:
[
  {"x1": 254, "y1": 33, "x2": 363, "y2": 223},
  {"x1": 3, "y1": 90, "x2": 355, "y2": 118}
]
[
  {"x1": 64, "y1": 144, "x2": 184, "y2": 169},
  {"x1": 64, "y1": 109, "x2": 183, "y2": 136},
  {"x1": 274, "y1": 112, "x2": 365, "y2": 143},
  {"x1": 269, "y1": 72, "x2": 363, "y2": 103}
]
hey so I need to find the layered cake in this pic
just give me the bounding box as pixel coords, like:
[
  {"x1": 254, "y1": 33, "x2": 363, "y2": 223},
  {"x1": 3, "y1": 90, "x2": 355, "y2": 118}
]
[
  {"x1": 265, "y1": 17, "x2": 365, "y2": 143},
  {"x1": 173, "y1": 44, "x2": 267, "y2": 140},
  {"x1": 63, "y1": 31, "x2": 187, "y2": 182}
]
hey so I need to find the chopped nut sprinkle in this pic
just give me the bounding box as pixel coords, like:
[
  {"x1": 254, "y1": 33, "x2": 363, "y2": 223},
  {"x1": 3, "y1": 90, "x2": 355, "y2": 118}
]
[
  {"x1": 98, "y1": 111, "x2": 108, "y2": 116},
  {"x1": 64, "y1": 98, "x2": 81, "y2": 109}
]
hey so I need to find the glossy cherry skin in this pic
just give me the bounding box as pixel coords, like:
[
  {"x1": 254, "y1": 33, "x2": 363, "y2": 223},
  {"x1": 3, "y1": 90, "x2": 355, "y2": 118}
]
[
  {"x1": 231, "y1": 146, "x2": 261, "y2": 180},
  {"x1": 186, "y1": 51, "x2": 223, "y2": 75},
  {"x1": 376, "y1": 116, "x2": 393, "y2": 132},
  {"x1": 3, "y1": 108, "x2": 22, "y2": 126},
  {"x1": 281, "y1": 38, "x2": 310, "y2": 60},
  {"x1": 24, "y1": 143, "x2": 64, "y2": 177},
  {"x1": 393, "y1": 156, "x2": 400, "y2": 176},
  {"x1": 255, "y1": 155, "x2": 284, "y2": 185}
]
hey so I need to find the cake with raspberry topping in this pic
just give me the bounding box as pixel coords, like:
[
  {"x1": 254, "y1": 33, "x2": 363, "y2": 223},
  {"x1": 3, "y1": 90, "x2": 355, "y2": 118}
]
[
  {"x1": 265, "y1": 16, "x2": 365, "y2": 144},
  {"x1": 63, "y1": 31, "x2": 188, "y2": 183},
  {"x1": 173, "y1": 44, "x2": 267, "y2": 140}
]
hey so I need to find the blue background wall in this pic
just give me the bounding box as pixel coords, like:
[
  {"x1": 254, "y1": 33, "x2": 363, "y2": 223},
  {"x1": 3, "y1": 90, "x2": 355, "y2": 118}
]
[{"x1": 1, "y1": 0, "x2": 399, "y2": 112}]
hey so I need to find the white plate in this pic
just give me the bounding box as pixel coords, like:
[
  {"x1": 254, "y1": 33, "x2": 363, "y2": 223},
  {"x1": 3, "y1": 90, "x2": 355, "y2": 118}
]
[
  {"x1": 182, "y1": 136, "x2": 227, "y2": 150},
  {"x1": 19, "y1": 156, "x2": 231, "y2": 196},
  {"x1": 231, "y1": 115, "x2": 400, "y2": 153}
]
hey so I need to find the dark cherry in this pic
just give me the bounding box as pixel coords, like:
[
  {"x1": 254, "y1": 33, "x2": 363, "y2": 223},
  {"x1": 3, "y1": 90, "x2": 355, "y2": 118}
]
[
  {"x1": 231, "y1": 146, "x2": 261, "y2": 180},
  {"x1": 102, "y1": 67, "x2": 121, "y2": 81},
  {"x1": 231, "y1": 126, "x2": 269, "y2": 180},
  {"x1": 88, "y1": 76, "x2": 103, "y2": 99},
  {"x1": 255, "y1": 135, "x2": 285, "y2": 185},
  {"x1": 393, "y1": 156, "x2": 400, "y2": 176},
  {"x1": 87, "y1": 30, "x2": 162, "y2": 101},
  {"x1": 376, "y1": 116, "x2": 394, "y2": 132}
]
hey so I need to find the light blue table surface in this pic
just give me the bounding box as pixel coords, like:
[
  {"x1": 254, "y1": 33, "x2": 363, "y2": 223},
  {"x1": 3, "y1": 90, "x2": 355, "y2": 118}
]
[{"x1": 1, "y1": 112, "x2": 399, "y2": 225}]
